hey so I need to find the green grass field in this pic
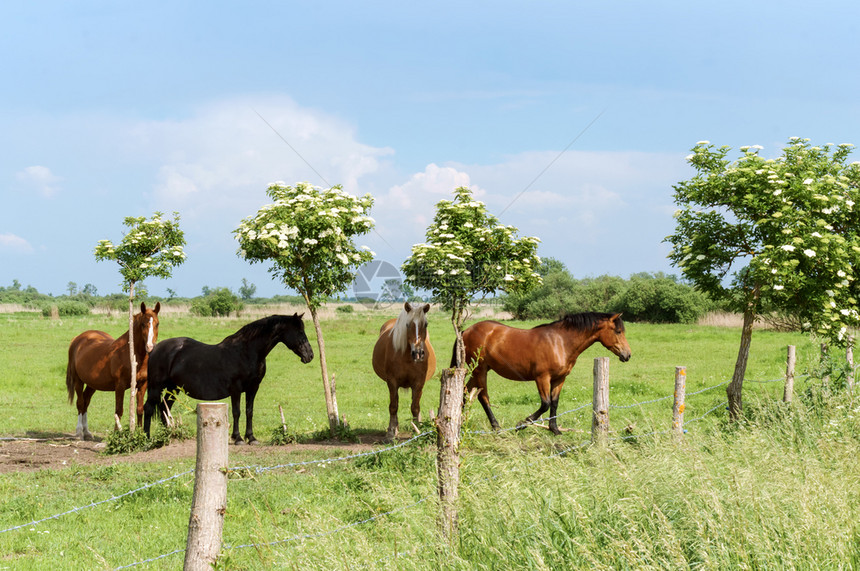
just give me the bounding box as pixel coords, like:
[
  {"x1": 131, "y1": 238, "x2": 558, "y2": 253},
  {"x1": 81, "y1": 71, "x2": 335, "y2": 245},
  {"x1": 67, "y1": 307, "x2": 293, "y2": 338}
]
[{"x1": 1, "y1": 307, "x2": 858, "y2": 569}]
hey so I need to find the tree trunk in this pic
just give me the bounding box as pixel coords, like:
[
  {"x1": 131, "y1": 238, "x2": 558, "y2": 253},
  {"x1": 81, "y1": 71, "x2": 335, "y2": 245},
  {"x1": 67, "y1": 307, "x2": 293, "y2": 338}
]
[
  {"x1": 128, "y1": 283, "x2": 137, "y2": 431},
  {"x1": 727, "y1": 288, "x2": 758, "y2": 422},
  {"x1": 309, "y1": 306, "x2": 339, "y2": 434}
]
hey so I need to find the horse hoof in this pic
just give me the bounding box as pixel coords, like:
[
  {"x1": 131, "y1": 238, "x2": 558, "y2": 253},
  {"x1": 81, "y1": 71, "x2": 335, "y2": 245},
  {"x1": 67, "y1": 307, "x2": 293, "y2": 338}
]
[
  {"x1": 234, "y1": 439, "x2": 246, "y2": 446},
  {"x1": 385, "y1": 430, "x2": 397, "y2": 441}
]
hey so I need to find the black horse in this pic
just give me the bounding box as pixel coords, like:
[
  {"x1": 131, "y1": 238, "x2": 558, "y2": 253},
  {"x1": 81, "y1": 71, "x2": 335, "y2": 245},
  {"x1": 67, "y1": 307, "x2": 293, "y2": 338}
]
[{"x1": 143, "y1": 314, "x2": 314, "y2": 444}]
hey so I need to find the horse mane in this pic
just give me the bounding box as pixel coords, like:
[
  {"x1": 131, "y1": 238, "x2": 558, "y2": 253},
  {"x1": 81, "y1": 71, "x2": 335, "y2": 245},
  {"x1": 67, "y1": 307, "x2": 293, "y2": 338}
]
[
  {"x1": 538, "y1": 312, "x2": 624, "y2": 334},
  {"x1": 229, "y1": 315, "x2": 294, "y2": 343},
  {"x1": 391, "y1": 306, "x2": 427, "y2": 353}
]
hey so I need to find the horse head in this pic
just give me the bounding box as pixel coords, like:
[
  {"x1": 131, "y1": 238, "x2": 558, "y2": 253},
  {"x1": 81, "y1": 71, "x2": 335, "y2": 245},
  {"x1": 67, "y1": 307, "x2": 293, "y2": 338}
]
[
  {"x1": 283, "y1": 313, "x2": 314, "y2": 364},
  {"x1": 136, "y1": 301, "x2": 161, "y2": 353},
  {"x1": 402, "y1": 302, "x2": 431, "y2": 362},
  {"x1": 597, "y1": 313, "x2": 631, "y2": 362}
]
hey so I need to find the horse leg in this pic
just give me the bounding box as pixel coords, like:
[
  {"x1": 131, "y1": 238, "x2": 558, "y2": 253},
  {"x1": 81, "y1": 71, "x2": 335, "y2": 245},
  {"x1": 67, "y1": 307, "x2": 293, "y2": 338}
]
[
  {"x1": 77, "y1": 386, "x2": 97, "y2": 440},
  {"x1": 410, "y1": 381, "x2": 424, "y2": 433},
  {"x1": 114, "y1": 388, "x2": 125, "y2": 431},
  {"x1": 519, "y1": 374, "x2": 551, "y2": 430},
  {"x1": 135, "y1": 381, "x2": 147, "y2": 427},
  {"x1": 244, "y1": 386, "x2": 260, "y2": 445},
  {"x1": 547, "y1": 379, "x2": 566, "y2": 435},
  {"x1": 230, "y1": 392, "x2": 244, "y2": 445},
  {"x1": 386, "y1": 381, "x2": 399, "y2": 440},
  {"x1": 467, "y1": 366, "x2": 500, "y2": 430}
]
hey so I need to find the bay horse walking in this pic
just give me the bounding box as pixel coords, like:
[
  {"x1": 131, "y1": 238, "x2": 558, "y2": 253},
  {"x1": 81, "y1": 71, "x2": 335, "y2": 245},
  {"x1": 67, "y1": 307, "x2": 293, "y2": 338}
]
[
  {"x1": 66, "y1": 301, "x2": 161, "y2": 440},
  {"x1": 455, "y1": 312, "x2": 631, "y2": 434},
  {"x1": 372, "y1": 302, "x2": 436, "y2": 440},
  {"x1": 143, "y1": 314, "x2": 314, "y2": 445}
]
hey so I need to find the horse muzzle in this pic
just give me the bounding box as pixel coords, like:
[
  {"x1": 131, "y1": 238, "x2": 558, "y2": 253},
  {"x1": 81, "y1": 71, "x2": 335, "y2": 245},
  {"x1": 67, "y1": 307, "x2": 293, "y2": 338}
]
[
  {"x1": 410, "y1": 346, "x2": 426, "y2": 362},
  {"x1": 300, "y1": 344, "x2": 314, "y2": 364},
  {"x1": 617, "y1": 350, "x2": 631, "y2": 362}
]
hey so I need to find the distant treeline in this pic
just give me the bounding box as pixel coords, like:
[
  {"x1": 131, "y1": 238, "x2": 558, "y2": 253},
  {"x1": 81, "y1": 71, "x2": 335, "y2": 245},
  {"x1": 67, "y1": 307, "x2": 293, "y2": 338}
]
[
  {"x1": 2, "y1": 263, "x2": 723, "y2": 324},
  {"x1": 0, "y1": 279, "x2": 305, "y2": 318}
]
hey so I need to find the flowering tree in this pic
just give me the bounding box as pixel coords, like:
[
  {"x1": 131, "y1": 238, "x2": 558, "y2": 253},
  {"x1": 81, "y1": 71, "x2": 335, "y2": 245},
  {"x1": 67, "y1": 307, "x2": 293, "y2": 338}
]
[
  {"x1": 666, "y1": 138, "x2": 860, "y2": 419},
  {"x1": 94, "y1": 211, "x2": 186, "y2": 430},
  {"x1": 402, "y1": 186, "x2": 542, "y2": 366},
  {"x1": 235, "y1": 182, "x2": 375, "y2": 433}
]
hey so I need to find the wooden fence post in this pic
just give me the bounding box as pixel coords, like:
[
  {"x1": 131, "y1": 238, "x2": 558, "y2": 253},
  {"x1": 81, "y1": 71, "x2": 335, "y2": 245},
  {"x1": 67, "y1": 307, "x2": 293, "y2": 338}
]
[
  {"x1": 672, "y1": 366, "x2": 686, "y2": 436},
  {"x1": 784, "y1": 345, "x2": 796, "y2": 403},
  {"x1": 184, "y1": 403, "x2": 229, "y2": 571},
  {"x1": 592, "y1": 357, "x2": 610, "y2": 445},
  {"x1": 436, "y1": 367, "x2": 465, "y2": 544}
]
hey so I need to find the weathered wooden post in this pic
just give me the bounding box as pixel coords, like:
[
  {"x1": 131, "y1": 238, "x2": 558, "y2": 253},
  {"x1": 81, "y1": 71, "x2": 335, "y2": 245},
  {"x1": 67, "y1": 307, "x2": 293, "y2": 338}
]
[
  {"x1": 783, "y1": 345, "x2": 796, "y2": 403},
  {"x1": 592, "y1": 357, "x2": 610, "y2": 445},
  {"x1": 436, "y1": 367, "x2": 465, "y2": 544},
  {"x1": 672, "y1": 366, "x2": 686, "y2": 436},
  {"x1": 184, "y1": 403, "x2": 229, "y2": 571}
]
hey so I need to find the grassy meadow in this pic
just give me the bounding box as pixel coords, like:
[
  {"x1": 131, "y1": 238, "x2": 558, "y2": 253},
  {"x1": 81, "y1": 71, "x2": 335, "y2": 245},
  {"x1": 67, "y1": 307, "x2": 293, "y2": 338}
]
[{"x1": 1, "y1": 305, "x2": 859, "y2": 569}]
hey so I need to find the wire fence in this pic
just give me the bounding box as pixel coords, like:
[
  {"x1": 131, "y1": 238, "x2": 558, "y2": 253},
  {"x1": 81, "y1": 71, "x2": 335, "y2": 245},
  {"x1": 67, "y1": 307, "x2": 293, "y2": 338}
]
[{"x1": 1, "y1": 369, "x2": 795, "y2": 569}]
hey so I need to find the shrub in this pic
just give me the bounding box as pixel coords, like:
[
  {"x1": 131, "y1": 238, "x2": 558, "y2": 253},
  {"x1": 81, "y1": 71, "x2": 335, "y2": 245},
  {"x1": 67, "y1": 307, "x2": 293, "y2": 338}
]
[
  {"x1": 41, "y1": 300, "x2": 91, "y2": 317},
  {"x1": 191, "y1": 287, "x2": 244, "y2": 317},
  {"x1": 503, "y1": 263, "x2": 714, "y2": 323},
  {"x1": 610, "y1": 273, "x2": 715, "y2": 323}
]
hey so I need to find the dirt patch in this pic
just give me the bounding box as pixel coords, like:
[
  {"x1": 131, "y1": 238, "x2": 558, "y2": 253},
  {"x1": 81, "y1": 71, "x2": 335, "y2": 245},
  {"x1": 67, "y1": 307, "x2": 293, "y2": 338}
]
[{"x1": 0, "y1": 433, "x2": 395, "y2": 474}]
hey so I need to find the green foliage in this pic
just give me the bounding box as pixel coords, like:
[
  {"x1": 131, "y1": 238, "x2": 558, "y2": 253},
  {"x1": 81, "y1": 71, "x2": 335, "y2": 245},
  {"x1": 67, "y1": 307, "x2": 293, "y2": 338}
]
[
  {"x1": 402, "y1": 186, "x2": 541, "y2": 328},
  {"x1": 504, "y1": 261, "x2": 713, "y2": 323},
  {"x1": 190, "y1": 287, "x2": 244, "y2": 317},
  {"x1": 309, "y1": 422, "x2": 360, "y2": 443},
  {"x1": 270, "y1": 425, "x2": 299, "y2": 445},
  {"x1": 336, "y1": 304, "x2": 354, "y2": 314},
  {"x1": 613, "y1": 272, "x2": 715, "y2": 323},
  {"x1": 238, "y1": 277, "x2": 257, "y2": 300},
  {"x1": 666, "y1": 138, "x2": 860, "y2": 344},
  {"x1": 94, "y1": 211, "x2": 186, "y2": 293},
  {"x1": 235, "y1": 182, "x2": 375, "y2": 310},
  {"x1": 104, "y1": 423, "x2": 192, "y2": 454},
  {"x1": 40, "y1": 300, "x2": 91, "y2": 317}
]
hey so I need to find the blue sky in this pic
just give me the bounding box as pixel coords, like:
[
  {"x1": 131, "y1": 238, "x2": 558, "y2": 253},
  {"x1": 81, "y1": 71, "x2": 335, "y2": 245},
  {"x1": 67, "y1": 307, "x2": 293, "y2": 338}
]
[{"x1": 2, "y1": 1, "x2": 859, "y2": 298}]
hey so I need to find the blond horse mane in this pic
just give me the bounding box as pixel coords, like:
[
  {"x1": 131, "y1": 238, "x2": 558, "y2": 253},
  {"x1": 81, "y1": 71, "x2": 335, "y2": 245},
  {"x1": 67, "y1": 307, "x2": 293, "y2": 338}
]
[{"x1": 391, "y1": 304, "x2": 428, "y2": 353}]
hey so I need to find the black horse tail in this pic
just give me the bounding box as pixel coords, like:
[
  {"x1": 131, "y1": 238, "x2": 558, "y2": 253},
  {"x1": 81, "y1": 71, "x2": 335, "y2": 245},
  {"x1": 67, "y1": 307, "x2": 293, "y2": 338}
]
[{"x1": 450, "y1": 339, "x2": 458, "y2": 368}]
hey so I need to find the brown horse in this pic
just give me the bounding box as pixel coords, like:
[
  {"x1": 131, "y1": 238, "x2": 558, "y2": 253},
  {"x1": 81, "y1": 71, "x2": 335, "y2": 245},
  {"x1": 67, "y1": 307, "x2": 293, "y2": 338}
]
[
  {"x1": 372, "y1": 302, "x2": 436, "y2": 440},
  {"x1": 456, "y1": 312, "x2": 631, "y2": 434},
  {"x1": 66, "y1": 301, "x2": 161, "y2": 439}
]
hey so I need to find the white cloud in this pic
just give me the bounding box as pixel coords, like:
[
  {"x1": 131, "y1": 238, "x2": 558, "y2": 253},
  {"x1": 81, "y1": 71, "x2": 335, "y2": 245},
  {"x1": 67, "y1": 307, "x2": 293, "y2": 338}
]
[
  {"x1": 385, "y1": 163, "x2": 479, "y2": 209},
  {"x1": 130, "y1": 95, "x2": 394, "y2": 222},
  {"x1": 0, "y1": 233, "x2": 34, "y2": 254},
  {"x1": 16, "y1": 165, "x2": 61, "y2": 197}
]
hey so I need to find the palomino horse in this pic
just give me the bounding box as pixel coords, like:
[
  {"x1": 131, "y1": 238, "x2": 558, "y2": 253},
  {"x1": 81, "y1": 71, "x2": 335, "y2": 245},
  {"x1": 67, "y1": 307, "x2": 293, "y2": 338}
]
[
  {"x1": 66, "y1": 301, "x2": 161, "y2": 440},
  {"x1": 372, "y1": 302, "x2": 436, "y2": 440},
  {"x1": 455, "y1": 312, "x2": 631, "y2": 434},
  {"x1": 143, "y1": 314, "x2": 314, "y2": 444}
]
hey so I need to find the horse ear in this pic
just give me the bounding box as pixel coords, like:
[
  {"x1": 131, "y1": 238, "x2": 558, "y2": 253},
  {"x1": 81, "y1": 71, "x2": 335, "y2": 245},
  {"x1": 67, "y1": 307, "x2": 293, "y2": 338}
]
[
  {"x1": 154, "y1": 301, "x2": 161, "y2": 314},
  {"x1": 422, "y1": 304, "x2": 430, "y2": 314},
  {"x1": 140, "y1": 301, "x2": 146, "y2": 313},
  {"x1": 612, "y1": 313, "x2": 623, "y2": 321},
  {"x1": 404, "y1": 301, "x2": 413, "y2": 312}
]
